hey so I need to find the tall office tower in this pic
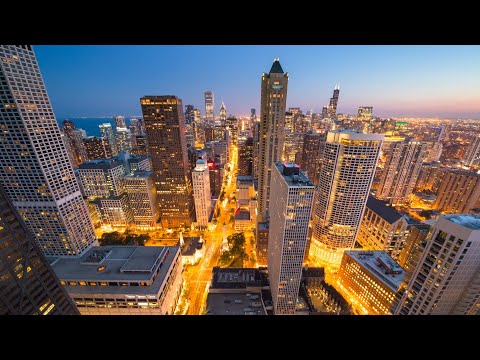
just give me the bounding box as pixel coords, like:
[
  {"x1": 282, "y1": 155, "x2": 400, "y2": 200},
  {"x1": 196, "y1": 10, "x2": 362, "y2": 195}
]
[
  {"x1": 357, "y1": 106, "x2": 374, "y2": 121},
  {"x1": 257, "y1": 58, "x2": 288, "y2": 223},
  {"x1": 337, "y1": 250, "x2": 405, "y2": 315},
  {"x1": 238, "y1": 137, "x2": 254, "y2": 176},
  {"x1": 124, "y1": 171, "x2": 160, "y2": 227},
  {"x1": 268, "y1": 163, "x2": 315, "y2": 314},
  {"x1": 83, "y1": 136, "x2": 112, "y2": 160},
  {"x1": 184, "y1": 104, "x2": 195, "y2": 125},
  {"x1": 301, "y1": 131, "x2": 326, "y2": 185},
  {"x1": 395, "y1": 214, "x2": 480, "y2": 315},
  {"x1": 140, "y1": 95, "x2": 195, "y2": 228},
  {"x1": 424, "y1": 141, "x2": 443, "y2": 162},
  {"x1": 327, "y1": 85, "x2": 340, "y2": 118},
  {"x1": 252, "y1": 121, "x2": 261, "y2": 180},
  {"x1": 204, "y1": 91, "x2": 214, "y2": 123},
  {"x1": 283, "y1": 132, "x2": 304, "y2": 162},
  {"x1": 115, "y1": 127, "x2": 133, "y2": 152},
  {"x1": 357, "y1": 196, "x2": 409, "y2": 260},
  {"x1": 192, "y1": 160, "x2": 212, "y2": 227},
  {"x1": 77, "y1": 159, "x2": 126, "y2": 198},
  {"x1": 415, "y1": 161, "x2": 441, "y2": 191},
  {"x1": 129, "y1": 118, "x2": 141, "y2": 134},
  {"x1": 462, "y1": 135, "x2": 480, "y2": 167},
  {"x1": 113, "y1": 115, "x2": 126, "y2": 130},
  {"x1": 219, "y1": 101, "x2": 227, "y2": 123},
  {"x1": 99, "y1": 123, "x2": 118, "y2": 156},
  {"x1": 376, "y1": 140, "x2": 427, "y2": 205},
  {"x1": 251, "y1": 108, "x2": 256, "y2": 123},
  {"x1": 0, "y1": 187, "x2": 79, "y2": 315},
  {"x1": 226, "y1": 116, "x2": 238, "y2": 145},
  {"x1": 310, "y1": 130, "x2": 383, "y2": 267},
  {"x1": 62, "y1": 120, "x2": 87, "y2": 168},
  {"x1": 284, "y1": 111, "x2": 294, "y2": 132},
  {"x1": 207, "y1": 157, "x2": 222, "y2": 197},
  {"x1": 432, "y1": 169, "x2": 480, "y2": 214},
  {"x1": 321, "y1": 106, "x2": 328, "y2": 119},
  {"x1": 193, "y1": 108, "x2": 201, "y2": 123},
  {"x1": 0, "y1": 45, "x2": 97, "y2": 257},
  {"x1": 132, "y1": 135, "x2": 148, "y2": 156}
]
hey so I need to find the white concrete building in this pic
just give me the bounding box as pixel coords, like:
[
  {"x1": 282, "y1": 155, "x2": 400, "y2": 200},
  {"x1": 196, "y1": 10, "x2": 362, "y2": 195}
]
[
  {"x1": 192, "y1": 159, "x2": 211, "y2": 227},
  {"x1": 77, "y1": 159, "x2": 126, "y2": 198},
  {"x1": 268, "y1": 162, "x2": 315, "y2": 315},
  {"x1": 124, "y1": 171, "x2": 159, "y2": 227}
]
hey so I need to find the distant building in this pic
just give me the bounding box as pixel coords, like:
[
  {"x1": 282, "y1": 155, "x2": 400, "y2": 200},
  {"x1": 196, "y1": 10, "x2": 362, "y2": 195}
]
[
  {"x1": 206, "y1": 267, "x2": 272, "y2": 315},
  {"x1": 424, "y1": 141, "x2": 443, "y2": 162},
  {"x1": 301, "y1": 131, "x2": 326, "y2": 185},
  {"x1": 115, "y1": 127, "x2": 132, "y2": 152},
  {"x1": 124, "y1": 171, "x2": 159, "y2": 227},
  {"x1": 184, "y1": 104, "x2": 195, "y2": 125},
  {"x1": 207, "y1": 156, "x2": 223, "y2": 198},
  {"x1": 99, "y1": 123, "x2": 118, "y2": 156},
  {"x1": 327, "y1": 85, "x2": 340, "y2": 118},
  {"x1": 462, "y1": 135, "x2": 480, "y2": 167},
  {"x1": 83, "y1": 136, "x2": 112, "y2": 160},
  {"x1": 395, "y1": 215, "x2": 480, "y2": 315},
  {"x1": 181, "y1": 236, "x2": 206, "y2": 265},
  {"x1": 283, "y1": 132, "x2": 304, "y2": 163},
  {"x1": 357, "y1": 106, "x2": 373, "y2": 121},
  {"x1": 192, "y1": 160, "x2": 212, "y2": 227},
  {"x1": 62, "y1": 120, "x2": 87, "y2": 168},
  {"x1": 238, "y1": 137, "x2": 254, "y2": 176},
  {"x1": 0, "y1": 187, "x2": 79, "y2": 315},
  {"x1": 113, "y1": 115, "x2": 126, "y2": 130},
  {"x1": 415, "y1": 161, "x2": 441, "y2": 191},
  {"x1": 357, "y1": 196, "x2": 409, "y2": 260},
  {"x1": 252, "y1": 121, "x2": 261, "y2": 180},
  {"x1": 268, "y1": 163, "x2": 315, "y2": 314},
  {"x1": 132, "y1": 135, "x2": 148, "y2": 156},
  {"x1": 219, "y1": 101, "x2": 227, "y2": 122},
  {"x1": 432, "y1": 169, "x2": 480, "y2": 214},
  {"x1": 52, "y1": 246, "x2": 183, "y2": 315},
  {"x1": 337, "y1": 250, "x2": 405, "y2": 315},
  {"x1": 204, "y1": 91, "x2": 214, "y2": 123}
]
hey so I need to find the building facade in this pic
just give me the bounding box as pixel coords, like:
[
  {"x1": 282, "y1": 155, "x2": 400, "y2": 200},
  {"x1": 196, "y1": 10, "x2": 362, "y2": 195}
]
[
  {"x1": 192, "y1": 160, "x2": 212, "y2": 227},
  {"x1": 113, "y1": 115, "x2": 126, "y2": 130},
  {"x1": 140, "y1": 95, "x2": 195, "y2": 229},
  {"x1": 99, "y1": 123, "x2": 118, "y2": 157},
  {"x1": 115, "y1": 127, "x2": 132, "y2": 152},
  {"x1": 301, "y1": 131, "x2": 326, "y2": 185},
  {"x1": 462, "y1": 135, "x2": 480, "y2": 167},
  {"x1": 124, "y1": 171, "x2": 160, "y2": 227},
  {"x1": 310, "y1": 130, "x2": 383, "y2": 267},
  {"x1": 83, "y1": 136, "x2": 112, "y2": 160},
  {"x1": 268, "y1": 163, "x2": 315, "y2": 314},
  {"x1": 357, "y1": 106, "x2": 373, "y2": 121},
  {"x1": 77, "y1": 159, "x2": 126, "y2": 198},
  {"x1": 327, "y1": 85, "x2": 340, "y2": 118},
  {"x1": 0, "y1": 45, "x2": 97, "y2": 257},
  {"x1": 62, "y1": 120, "x2": 87, "y2": 168},
  {"x1": 238, "y1": 137, "x2": 254, "y2": 176},
  {"x1": 395, "y1": 215, "x2": 480, "y2": 315},
  {"x1": 204, "y1": 91, "x2": 214, "y2": 123}
]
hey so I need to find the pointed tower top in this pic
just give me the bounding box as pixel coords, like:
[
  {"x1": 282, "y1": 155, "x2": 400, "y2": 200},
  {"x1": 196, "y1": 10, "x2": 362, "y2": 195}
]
[
  {"x1": 220, "y1": 100, "x2": 226, "y2": 110},
  {"x1": 269, "y1": 58, "x2": 284, "y2": 74},
  {"x1": 335, "y1": 83, "x2": 340, "y2": 90}
]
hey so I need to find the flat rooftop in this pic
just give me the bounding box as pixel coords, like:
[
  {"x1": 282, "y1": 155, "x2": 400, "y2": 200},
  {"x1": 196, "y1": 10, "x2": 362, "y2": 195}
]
[
  {"x1": 366, "y1": 196, "x2": 403, "y2": 224},
  {"x1": 235, "y1": 209, "x2": 251, "y2": 221},
  {"x1": 78, "y1": 158, "x2": 122, "y2": 170},
  {"x1": 211, "y1": 267, "x2": 263, "y2": 289},
  {"x1": 444, "y1": 214, "x2": 480, "y2": 230},
  {"x1": 345, "y1": 250, "x2": 405, "y2": 292},
  {"x1": 274, "y1": 162, "x2": 314, "y2": 187},
  {"x1": 124, "y1": 171, "x2": 153, "y2": 179},
  {"x1": 257, "y1": 222, "x2": 269, "y2": 231},
  {"x1": 128, "y1": 156, "x2": 149, "y2": 163},
  {"x1": 206, "y1": 293, "x2": 266, "y2": 315},
  {"x1": 52, "y1": 246, "x2": 180, "y2": 295},
  {"x1": 237, "y1": 176, "x2": 253, "y2": 183}
]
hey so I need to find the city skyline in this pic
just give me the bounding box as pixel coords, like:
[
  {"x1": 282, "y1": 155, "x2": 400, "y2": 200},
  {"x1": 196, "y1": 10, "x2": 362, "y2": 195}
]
[{"x1": 35, "y1": 45, "x2": 480, "y2": 119}]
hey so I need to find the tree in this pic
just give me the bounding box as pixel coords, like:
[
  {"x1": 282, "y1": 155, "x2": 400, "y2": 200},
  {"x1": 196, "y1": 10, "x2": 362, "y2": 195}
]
[
  {"x1": 99, "y1": 231, "x2": 125, "y2": 246},
  {"x1": 420, "y1": 210, "x2": 433, "y2": 219}
]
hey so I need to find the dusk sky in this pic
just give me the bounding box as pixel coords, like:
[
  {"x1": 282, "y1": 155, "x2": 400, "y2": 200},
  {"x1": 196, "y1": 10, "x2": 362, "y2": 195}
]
[{"x1": 35, "y1": 45, "x2": 480, "y2": 119}]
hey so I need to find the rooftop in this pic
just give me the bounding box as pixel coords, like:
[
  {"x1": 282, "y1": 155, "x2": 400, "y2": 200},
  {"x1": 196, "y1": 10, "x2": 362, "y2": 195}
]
[
  {"x1": 237, "y1": 175, "x2": 253, "y2": 183},
  {"x1": 181, "y1": 237, "x2": 204, "y2": 256},
  {"x1": 345, "y1": 250, "x2": 405, "y2": 291},
  {"x1": 258, "y1": 222, "x2": 269, "y2": 231},
  {"x1": 274, "y1": 162, "x2": 314, "y2": 187},
  {"x1": 124, "y1": 171, "x2": 153, "y2": 179},
  {"x1": 206, "y1": 293, "x2": 266, "y2": 315},
  {"x1": 366, "y1": 196, "x2": 403, "y2": 224},
  {"x1": 444, "y1": 214, "x2": 480, "y2": 230},
  {"x1": 51, "y1": 246, "x2": 180, "y2": 295},
  {"x1": 78, "y1": 158, "x2": 122, "y2": 170},
  {"x1": 211, "y1": 267, "x2": 264, "y2": 289},
  {"x1": 269, "y1": 58, "x2": 284, "y2": 74},
  {"x1": 235, "y1": 209, "x2": 251, "y2": 221},
  {"x1": 128, "y1": 156, "x2": 149, "y2": 163},
  {"x1": 302, "y1": 267, "x2": 325, "y2": 279}
]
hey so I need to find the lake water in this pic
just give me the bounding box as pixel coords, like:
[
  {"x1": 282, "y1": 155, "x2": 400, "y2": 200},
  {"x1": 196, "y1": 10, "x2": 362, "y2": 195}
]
[{"x1": 56, "y1": 117, "x2": 137, "y2": 137}]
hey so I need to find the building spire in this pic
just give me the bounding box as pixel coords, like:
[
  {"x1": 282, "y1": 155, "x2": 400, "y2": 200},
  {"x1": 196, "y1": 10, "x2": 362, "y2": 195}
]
[{"x1": 269, "y1": 57, "x2": 284, "y2": 74}]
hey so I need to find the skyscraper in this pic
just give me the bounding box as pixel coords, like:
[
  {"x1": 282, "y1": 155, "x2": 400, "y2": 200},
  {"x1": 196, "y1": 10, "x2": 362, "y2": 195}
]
[
  {"x1": 62, "y1": 120, "x2": 87, "y2": 168},
  {"x1": 301, "y1": 131, "x2": 326, "y2": 185},
  {"x1": 268, "y1": 163, "x2": 315, "y2": 314},
  {"x1": 192, "y1": 159, "x2": 212, "y2": 227},
  {"x1": 0, "y1": 187, "x2": 79, "y2": 315},
  {"x1": 238, "y1": 137, "x2": 254, "y2": 176},
  {"x1": 257, "y1": 58, "x2": 288, "y2": 223},
  {"x1": 184, "y1": 104, "x2": 195, "y2": 125},
  {"x1": 377, "y1": 140, "x2": 427, "y2": 205},
  {"x1": 310, "y1": 130, "x2": 383, "y2": 267},
  {"x1": 204, "y1": 91, "x2": 214, "y2": 123},
  {"x1": 327, "y1": 85, "x2": 340, "y2": 118},
  {"x1": 99, "y1": 123, "x2": 118, "y2": 156},
  {"x1": 83, "y1": 136, "x2": 112, "y2": 160},
  {"x1": 219, "y1": 101, "x2": 227, "y2": 123},
  {"x1": 462, "y1": 135, "x2": 480, "y2": 167},
  {"x1": 113, "y1": 115, "x2": 126, "y2": 130},
  {"x1": 0, "y1": 45, "x2": 97, "y2": 257},
  {"x1": 252, "y1": 121, "x2": 260, "y2": 180},
  {"x1": 140, "y1": 95, "x2": 195, "y2": 229},
  {"x1": 124, "y1": 171, "x2": 160, "y2": 227},
  {"x1": 115, "y1": 127, "x2": 133, "y2": 152},
  {"x1": 357, "y1": 106, "x2": 374, "y2": 121},
  {"x1": 395, "y1": 214, "x2": 480, "y2": 315}
]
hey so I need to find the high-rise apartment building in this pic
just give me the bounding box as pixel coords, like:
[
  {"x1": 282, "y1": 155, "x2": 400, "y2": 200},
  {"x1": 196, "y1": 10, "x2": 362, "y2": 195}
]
[
  {"x1": 140, "y1": 95, "x2": 195, "y2": 229},
  {"x1": 310, "y1": 130, "x2": 383, "y2": 267},
  {"x1": 357, "y1": 106, "x2": 374, "y2": 121},
  {"x1": 327, "y1": 85, "x2": 340, "y2": 118},
  {"x1": 192, "y1": 160, "x2": 212, "y2": 227},
  {"x1": 257, "y1": 58, "x2": 288, "y2": 222},
  {"x1": 415, "y1": 161, "x2": 441, "y2": 191},
  {"x1": 83, "y1": 136, "x2": 112, "y2": 160},
  {"x1": 432, "y1": 169, "x2": 480, "y2": 214},
  {"x1": 99, "y1": 123, "x2": 118, "y2": 157},
  {"x1": 124, "y1": 171, "x2": 160, "y2": 227},
  {"x1": 377, "y1": 140, "x2": 427, "y2": 205},
  {"x1": 337, "y1": 250, "x2": 405, "y2": 315},
  {"x1": 0, "y1": 45, "x2": 97, "y2": 257},
  {"x1": 395, "y1": 214, "x2": 480, "y2": 315},
  {"x1": 0, "y1": 187, "x2": 79, "y2": 315},
  {"x1": 301, "y1": 131, "x2": 326, "y2": 185},
  {"x1": 268, "y1": 163, "x2": 315, "y2": 314},
  {"x1": 113, "y1": 115, "x2": 126, "y2": 130},
  {"x1": 62, "y1": 120, "x2": 87, "y2": 168},
  {"x1": 77, "y1": 159, "x2": 126, "y2": 198},
  {"x1": 238, "y1": 137, "x2": 254, "y2": 176},
  {"x1": 204, "y1": 91, "x2": 214, "y2": 123},
  {"x1": 462, "y1": 135, "x2": 480, "y2": 167},
  {"x1": 132, "y1": 135, "x2": 147, "y2": 156},
  {"x1": 115, "y1": 127, "x2": 133, "y2": 152},
  {"x1": 184, "y1": 104, "x2": 194, "y2": 125},
  {"x1": 357, "y1": 196, "x2": 409, "y2": 260}
]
